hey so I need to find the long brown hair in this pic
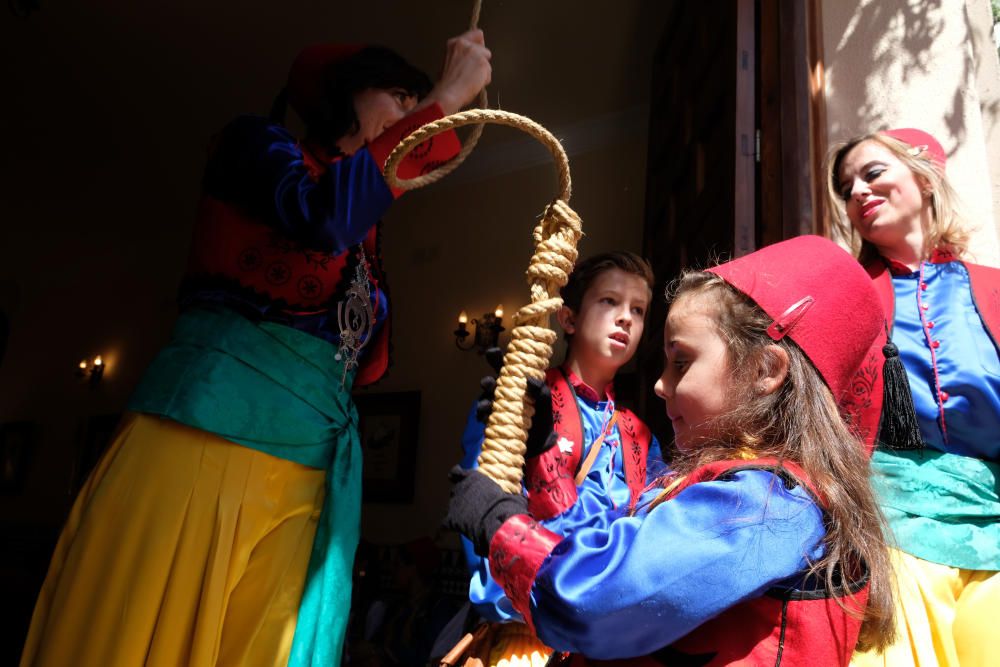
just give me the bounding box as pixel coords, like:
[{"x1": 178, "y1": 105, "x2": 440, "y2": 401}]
[
  {"x1": 648, "y1": 271, "x2": 895, "y2": 651},
  {"x1": 825, "y1": 132, "x2": 971, "y2": 264}
]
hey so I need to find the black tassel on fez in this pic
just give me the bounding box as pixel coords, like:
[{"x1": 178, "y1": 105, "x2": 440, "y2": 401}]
[{"x1": 876, "y1": 324, "x2": 924, "y2": 451}]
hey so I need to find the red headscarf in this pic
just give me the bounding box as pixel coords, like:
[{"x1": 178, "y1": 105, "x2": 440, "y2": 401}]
[{"x1": 286, "y1": 43, "x2": 364, "y2": 123}]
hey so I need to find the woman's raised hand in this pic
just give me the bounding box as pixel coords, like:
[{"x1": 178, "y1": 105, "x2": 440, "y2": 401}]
[{"x1": 420, "y1": 29, "x2": 492, "y2": 115}]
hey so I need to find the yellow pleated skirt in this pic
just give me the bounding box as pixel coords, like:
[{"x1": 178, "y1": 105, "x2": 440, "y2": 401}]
[
  {"x1": 851, "y1": 548, "x2": 1000, "y2": 667},
  {"x1": 20, "y1": 412, "x2": 326, "y2": 667}
]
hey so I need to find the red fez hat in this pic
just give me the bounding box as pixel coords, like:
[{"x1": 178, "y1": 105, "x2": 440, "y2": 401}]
[
  {"x1": 286, "y1": 43, "x2": 364, "y2": 123},
  {"x1": 882, "y1": 128, "x2": 946, "y2": 169},
  {"x1": 708, "y1": 235, "x2": 883, "y2": 400}
]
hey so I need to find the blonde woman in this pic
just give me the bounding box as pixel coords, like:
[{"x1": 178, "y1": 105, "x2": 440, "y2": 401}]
[{"x1": 828, "y1": 128, "x2": 1000, "y2": 667}]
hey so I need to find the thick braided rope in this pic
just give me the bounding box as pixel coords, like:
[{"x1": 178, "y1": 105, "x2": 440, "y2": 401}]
[
  {"x1": 384, "y1": 109, "x2": 572, "y2": 200},
  {"x1": 478, "y1": 199, "x2": 582, "y2": 492},
  {"x1": 383, "y1": 109, "x2": 581, "y2": 492}
]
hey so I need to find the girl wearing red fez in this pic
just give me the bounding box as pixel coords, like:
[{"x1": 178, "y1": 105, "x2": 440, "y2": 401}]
[
  {"x1": 829, "y1": 129, "x2": 1000, "y2": 667},
  {"x1": 20, "y1": 31, "x2": 490, "y2": 667},
  {"x1": 446, "y1": 235, "x2": 896, "y2": 665}
]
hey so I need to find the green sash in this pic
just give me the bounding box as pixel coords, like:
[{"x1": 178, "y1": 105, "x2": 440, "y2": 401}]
[
  {"x1": 129, "y1": 306, "x2": 360, "y2": 666},
  {"x1": 871, "y1": 448, "x2": 1000, "y2": 571}
]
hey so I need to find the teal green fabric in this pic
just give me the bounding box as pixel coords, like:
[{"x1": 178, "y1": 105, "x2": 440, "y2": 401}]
[
  {"x1": 871, "y1": 448, "x2": 1000, "y2": 571},
  {"x1": 129, "y1": 306, "x2": 361, "y2": 666}
]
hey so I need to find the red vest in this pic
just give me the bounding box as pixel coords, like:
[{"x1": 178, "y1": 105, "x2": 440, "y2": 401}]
[
  {"x1": 557, "y1": 459, "x2": 867, "y2": 667},
  {"x1": 186, "y1": 195, "x2": 391, "y2": 387},
  {"x1": 842, "y1": 256, "x2": 1000, "y2": 453},
  {"x1": 523, "y1": 367, "x2": 653, "y2": 519}
]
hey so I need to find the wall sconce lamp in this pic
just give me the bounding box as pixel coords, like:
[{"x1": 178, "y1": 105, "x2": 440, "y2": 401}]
[
  {"x1": 454, "y1": 305, "x2": 505, "y2": 353},
  {"x1": 77, "y1": 355, "x2": 105, "y2": 386}
]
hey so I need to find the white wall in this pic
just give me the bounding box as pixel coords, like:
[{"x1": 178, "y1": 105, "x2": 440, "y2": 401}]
[{"x1": 822, "y1": 0, "x2": 1000, "y2": 266}]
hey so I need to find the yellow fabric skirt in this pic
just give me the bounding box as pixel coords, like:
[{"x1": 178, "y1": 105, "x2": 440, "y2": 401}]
[
  {"x1": 20, "y1": 413, "x2": 325, "y2": 667},
  {"x1": 851, "y1": 548, "x2": 1000, "y2": 667}
]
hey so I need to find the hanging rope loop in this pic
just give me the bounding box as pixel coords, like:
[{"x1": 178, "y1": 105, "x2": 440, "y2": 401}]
[{"x1": 383, "y1": 108, "x2": 582, "y2": 492}]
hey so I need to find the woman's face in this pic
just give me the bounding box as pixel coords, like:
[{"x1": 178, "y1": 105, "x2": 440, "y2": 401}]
[
  {"x1": 836, "y1": 140, "x2": 929, "y2": 258},
  {"x1": 336, "y1": 87, "x2": 418, "y2": 155}
]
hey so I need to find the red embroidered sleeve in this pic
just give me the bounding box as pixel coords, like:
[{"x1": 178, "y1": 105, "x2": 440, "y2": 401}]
[
  {"x1": 488, "y1": 514, "x2": 563, "y2": 631},
  {"x1": 366, "y1": 103, "x2": 461, "y2": 198}
]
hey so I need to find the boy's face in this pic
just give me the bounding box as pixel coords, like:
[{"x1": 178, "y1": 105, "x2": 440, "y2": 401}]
[{"x1": 562, "y1": 267, "x2": 649, "y2": 375}]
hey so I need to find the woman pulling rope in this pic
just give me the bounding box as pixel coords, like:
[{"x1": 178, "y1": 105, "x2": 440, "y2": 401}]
[{"x1": 20, "y1": 30, "x2": 490, "y2": 667}]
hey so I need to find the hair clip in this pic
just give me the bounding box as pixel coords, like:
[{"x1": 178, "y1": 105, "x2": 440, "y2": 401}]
[{"x1": 766, "y1": 295, "x2": 815, "y2": 341}]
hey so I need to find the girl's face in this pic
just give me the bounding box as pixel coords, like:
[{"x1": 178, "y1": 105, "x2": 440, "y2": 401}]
[
  {"x1": 336, "y1": 87, "x2": 418, "y2": 155},
  {"x1": 836, "y1": 140, "x2": 929, "y2": 258},
  {"x1": 654, "y1": 293, "x2": 734, "y2": 450}
]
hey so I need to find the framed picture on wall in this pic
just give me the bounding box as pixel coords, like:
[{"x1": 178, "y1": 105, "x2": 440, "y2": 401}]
[
  {"x1": 354, "y1": 391, "x2": 421, "y2": 503},
  {"x1": 0, "y1": 421, "x2": 39, "y2": 495}
]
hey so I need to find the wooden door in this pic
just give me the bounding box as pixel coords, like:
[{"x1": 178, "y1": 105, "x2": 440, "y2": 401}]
[{"x1": 638, "y1": 0, "x2": 825, "y2": 446}]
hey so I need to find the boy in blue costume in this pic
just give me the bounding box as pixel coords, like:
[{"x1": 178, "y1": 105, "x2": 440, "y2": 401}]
[{"x1": 457, "y1": 251, "x2": 665, "y2": 663}]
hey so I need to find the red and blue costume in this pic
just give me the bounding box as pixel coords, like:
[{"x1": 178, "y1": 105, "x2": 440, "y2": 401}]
[
  {"x1": 484, "y1": 459, "x2": 864, "y2": 665},
  {"x1": 446, "y1": 236, "x2": 891, "y2": 666},
  {"x1": 181, "y1": 103, "x2": 458, "y2": 385},
  {"x1": 21, "y1": 76, "x2": 463, "y2": 667},
  {"x1": 460, "y1": 367, "x2": 663, "y2": 623},
  {"x1": 851, "y1": 252, "x2": 1000, "y2": 666}
]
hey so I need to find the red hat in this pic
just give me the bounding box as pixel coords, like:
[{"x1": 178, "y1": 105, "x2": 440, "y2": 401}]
[
  {"x1": 286, "y1": 43, "x2": 364, "y2": 124},
  {"x1": 708, "y1": 235, "x2": 883, "y2": 400},
  {"x1": 881, "y1": 128, "x2": 946, "y2": 169}
]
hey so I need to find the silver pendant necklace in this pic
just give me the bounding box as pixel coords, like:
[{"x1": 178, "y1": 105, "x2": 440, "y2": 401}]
[{"x1": 335, "y1": 247, "x2": 376, "y2": 385}]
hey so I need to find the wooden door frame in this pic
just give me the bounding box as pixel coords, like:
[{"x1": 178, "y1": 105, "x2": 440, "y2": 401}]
[
  {"x1": 757, "y1": 0, "x2": 827, "y2": 244},
  {"x1": 735, "y1": 0, "x2": 756, "y2": 256}
]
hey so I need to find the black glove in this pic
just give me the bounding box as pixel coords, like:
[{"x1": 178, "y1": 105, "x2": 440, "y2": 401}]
[
  {"x1": 474, "y1": 347, "x2": 505, "y2": 423},
  {"x1": 484, "y1": 346, "x2": 504, "y2": 375},
  {"x1": 524, "y1": 378, "x2": 556, "y2": 458},
  {"x1": 475, "y1": 374, "x2": 498, "y2": 424},
  {"x1": 444, "y1": 465, "x2": 528, "y2": 557},
  {"x1": 474, "y1": 371, "x2": 557, "y2": 459}
]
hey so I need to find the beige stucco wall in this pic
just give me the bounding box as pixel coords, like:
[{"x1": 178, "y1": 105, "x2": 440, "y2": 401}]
[{"x1": 822, "y1": 0, "x2": 1000, "y2": 267}]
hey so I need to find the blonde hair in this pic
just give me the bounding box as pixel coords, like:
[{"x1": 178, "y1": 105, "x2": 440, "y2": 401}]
[
  {"x1": 825, "y1": 133, "x2": 971, "y2": 264},
  {"x1": 647, "y1": 272, "x2": 895, "y2": 651}
]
